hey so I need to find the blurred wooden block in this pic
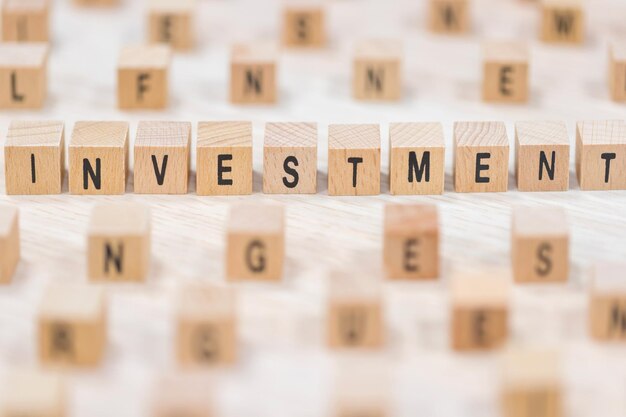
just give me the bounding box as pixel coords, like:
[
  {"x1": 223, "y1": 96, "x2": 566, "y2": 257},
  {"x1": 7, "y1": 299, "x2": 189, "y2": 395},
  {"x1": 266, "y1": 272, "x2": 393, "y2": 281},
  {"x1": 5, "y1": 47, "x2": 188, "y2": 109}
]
[
  {"x1": 428, "y1": 0, "x2": 469, "y2": 34},
  {"x1": 589, "y1": 263, "x2": 626, "y2": 340},
  {"x1": 152, "y1": 375, "x2": 213, "y2": 417},
  {"x1": 540, "y1": 0, "x2": 584, "y2": 44},
  {"x1": 38, "y1": 285, "x2": 106, "y2": 367},
  {"x1": 515, "y1": 121, "x2": 570, "y2": 192},
  {"x1": 226, "y1": 204, "x2": 285, "y2": 281},
  {"x1": 68, "y1": 121, "x2": 129, "y2": 195},
  {"x1": 0, "y1": 205, "x2": 19, "y2": 284},
  {"x1": 230, "y1": 43, "x2": 277, "y2": 104},
  {"x1": 117, "y1": 45, "x2": 171, "y2": 109},
  {"x1": 263, "y1": 122, "x2": 317, "y2": 194},
  {"x1": 87, "y1": 203, "x2": 151, "y2": 282},
  {"x1": 328, "y1": 124, "x2": 381, "y2": 196},
  {"x1": 389, "y1": 122, "x2": 445, "y2": 195},
  {"x1": 353, "y1": 40, "x2": 402, "y2": 101},
  {"x1": 1, "y1": 371, "x2": 65, "y2": 417},
  {"x1": 282, "y1": 4, "x2": 324, "y2": 47},
  {"x1": 0, "y1": 43, "x2": 48, "y2": 109},
  {"x1": 134, "y1": 121, "x2": 190, "y2": 194},
  {"x1": 2, "y1": 0, "x2": 49, "y2": 42},
  {"x1": 609, "y1": 43, "x2": 626, "y2": 102},
  {"x1": 148, "y1": 0, "x2": 194, "y2": 50},
  {"x1": 196, "y1": 121, "x2": 253, "y2": 195},
  {"x1": 4, "y1": 120, "x2": 64, "y2": 195},
  {"x1": 454, "y1": 121, "x2": 509, "y2": 193},
  {"x1": 482, "y1": 42, "x2": 529, "y2": 103},
  {"x1": 73, "y1": 0, "x2": 119, "y2": 6},
  {"x1": 575, "y1": 120, "x2": 626, "y2": 190}
]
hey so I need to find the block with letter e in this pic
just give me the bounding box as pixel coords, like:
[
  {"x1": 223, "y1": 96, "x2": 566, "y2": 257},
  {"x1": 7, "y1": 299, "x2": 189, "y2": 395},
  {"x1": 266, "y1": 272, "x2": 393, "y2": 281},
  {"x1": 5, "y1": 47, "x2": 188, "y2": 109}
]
[{"x1": 482, "y1": 41, "x2": 528, "y2": 103}]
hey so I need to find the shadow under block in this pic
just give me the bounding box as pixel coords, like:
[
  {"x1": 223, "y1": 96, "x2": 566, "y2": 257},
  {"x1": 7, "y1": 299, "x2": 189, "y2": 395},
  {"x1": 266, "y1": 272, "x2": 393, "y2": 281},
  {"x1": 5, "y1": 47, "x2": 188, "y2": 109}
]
[
  {"x1": 1, "y1": 371, "x2": 65, "y2": 417},
  {"x1": 148, "y1": 0, "x2": 194, "y2": 50},
  {"x1": 328, "y1": 124, "x2": 381, "y2": 196},
  {"x1": 454, "y1": 121, "x2": 509, "y2": 192},
  {"x1": 87, "y1": 203, "x2": 151, "y2": 282},
  {"x1": 428, "y1": 0, "x2": 469, "y2": 34},
  {"x1": 263, "y1": 122, "x2": 317, "y2": 194},
  {"x1": 608, "y1": 44, "x2": 626, "y2": 102},
  {"x1": 383, "y1": 204, "x2": 439, "y2": 280},
  {"x1": 482, "y1": 42, "x2": 529, "y2": 103},
  {"x1": 515, "y1": 121, "x2": 570, "y2": 192},
  {"x1": 152, "y1": 376, "x2": 213, "y2": 417},
  {"x1": 230, "y1": 43, "x2": 277, "y2": 104},
  {"x1": 68, "y1": 121, "x2": 129, "y2": 195},
  {"x1": 196, "y1": 121, "x2": 252, "y2": 195},
  {"x1": 4, "y1": 120, "x2": 64, "y2": 195},
  {"x1": 0, "y1": 205, "x2": 19, "y2": 284},
  {"x1": 38, "y1": 285, "x2": 106, "y2": 367},
  {"x1": 226, "y1": 204, "x2": 285, "y2": 281},
  {"x1": 575, "y1": 120, "x2": 626, "y2": 190},
  {"x1": 389, "y1": 122, "x2": 445, "y2": 195},
  {"x1": 589, "y1": 263, "x2": 626, "y2": 340},
  {"x1": 282, "y1": 4, "x2": 325, "y2": 47},
  {"x1": 353, "y1": 40, "x2": 402, "y2": 101},
  {"x1": 2, "y1": 0, "x2": 49, "y2": 42},
  {"x1": 540, "y1": 0, "x2": 584, "y2": 44},
  {"x1": 0, "y1": 42, "x2": 48, "y2": 109},
  {"x1": 117, "y1": 45, "x2": 171, "y2": 109},
  {"x1": 134, "y1": 121, "x2": 190, "y2": 194}
]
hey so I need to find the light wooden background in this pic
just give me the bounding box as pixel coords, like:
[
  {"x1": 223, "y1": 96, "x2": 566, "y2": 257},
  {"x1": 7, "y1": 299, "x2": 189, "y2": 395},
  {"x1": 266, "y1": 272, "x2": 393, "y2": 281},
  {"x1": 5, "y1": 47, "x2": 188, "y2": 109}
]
[{"x1": 2, "y1": 0, "x2": 626, "y2": 416}]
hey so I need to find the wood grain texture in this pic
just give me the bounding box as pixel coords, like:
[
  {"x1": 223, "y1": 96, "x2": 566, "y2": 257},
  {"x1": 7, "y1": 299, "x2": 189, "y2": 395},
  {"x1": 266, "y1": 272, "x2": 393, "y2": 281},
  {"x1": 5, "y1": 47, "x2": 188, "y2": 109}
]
[
  {"x1": 1, "y1": 0, "x2": 49, "y2": 42},
  {"x1": 0, "y1": 42, "x2": 47, "y2": 109},
  {"x1": 575, "y1": 120, "x2": 626, "y2": 190}
]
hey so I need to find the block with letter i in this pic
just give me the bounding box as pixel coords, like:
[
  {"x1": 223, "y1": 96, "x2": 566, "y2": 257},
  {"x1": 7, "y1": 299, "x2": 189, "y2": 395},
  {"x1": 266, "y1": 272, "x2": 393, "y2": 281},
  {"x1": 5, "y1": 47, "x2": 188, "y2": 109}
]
[
  {"x1": 575, "y1": 120, "x2": 626, "y2": 190},
  {"x1": 230, "y1": 43, "x2": 277, "y2": 104},
  {"x1": 0, "y1": 43, "x2": 48, "y2": 109},
  {"x1": 589, "y1": 263, "x2": 626, "y2": 341},
  {"x1": 282, "y1": 3, "x2": 325, "y2": 48},
  {"x1": 2, "y1": 0, "x2": 50, "y2": 42},
  {"x1": 482, "y1": 42, "x2": 529, "y2": 103},
  {"x1": 1, "y1": 371, "x2": 66, "y2": 417},
  {"x1": 148, "y1": 0, "x2": 195, "y2": 51},
  {"x1": 540, "y1": 0, "x2": 584, "y2": 44},
  {"x1": 117, "y1": 45, "x2": 171, "y2": 109},
  {"x1": 0, "y1": 205, "x2": 19, "y2": 284},
  {"x1": 608, "y1": 43, "x2": 626, "y2": 102},
  {"x1": 428, "y1": 0, "x2": 469, "y2": 34},
  {"x1": 353, "y1": 40, "x2": 402, "y2": 101}
]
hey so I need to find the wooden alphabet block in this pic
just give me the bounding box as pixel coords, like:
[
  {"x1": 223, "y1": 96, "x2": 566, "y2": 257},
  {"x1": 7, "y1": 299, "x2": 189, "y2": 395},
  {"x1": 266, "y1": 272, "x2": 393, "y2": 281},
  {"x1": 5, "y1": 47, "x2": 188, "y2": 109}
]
[
  {"x1": 575, "y1": 120, "x2": 626, "y2": 190},
  {"x1": 482, "y1": 42, "x2": 529, "y2": 103},
  {"x1": 38, "y1": 285, "x2": 106, "y2": 367},
  {"x1": 4, "y1": 120, "x2": 64, "y2": 195},
  {"x1": 2, "y1": 0, "x2": 49, "y2": 42},
  {"x1": 515, "y1": 121, "x2": 570, "y2": 192},
  {"x1": 389, "y1": 122, "x2": 445, "y2": 195},
  {"x1": 196, "y1": 121, "x2": 253, "y2": 195},
  {"x1": 87, "y1": 203, "x2": 151, "y2": 282},
  {"x1": 333, "y1": 367, "x2": 389, "y2": 417},
  {"x1": 428, "y1": 0, "x2": 469, "y2": 34},
  {"x1": 353, "y1": 40, "x2": 402, "y2": 101},
  {"x1": 454, "y1": 121, "x2": 509, "y2": 193},
  {"x1": 152, "y1": 375, "x2": 213, "y2": 417},
  {"x1": 0, "y1": 205, "x2": 19, "y2": 284},
  {"x1": 589, "y1": 263, "x2": 626, "y2": 340},
  {"x1": 282, "y1": 4, "x2": 325, "y2": 47},
  {"x1": 148, "y1": 0, "x2": 194, "y2": 51},
  {"x1": 1, "y1": 371, "x2": 65, "y2": 417},
  {"x1": 0, "y1": 42, "x2": 48, "y2": 109},
  {"x1": 117, "y1": 45, "x2": 171, "y2": 110},
  {"x1": 263, "y1": 122, "x2": 317, "y2": 194},
  {"x1": 608, "y1": 44, "x2": 626, "y2": 102},
  {"x1": 328, "y1": 124, "x2": 381, "y2": 196},
  {"x1": 68, "y1": 121, "x2": 129, "y2": 195},
  {"x1": 384, "y1": 204, "x2": 439, "y2": 280},
  {"x1": 226, "y1": 204, "x2": 285, "y2": 281},
  {"x1": 540, "y1": 0, "x2": 584, "y2": 44},
  {"x1": 134, "y1": 121, "x2": 190, "y2": 194},
  {"x1": 230, "y1": 43, "x2": 277, "y2": 104},
  {"x1": 73, "y1": 0, "x2": 119, "y2": 6}
]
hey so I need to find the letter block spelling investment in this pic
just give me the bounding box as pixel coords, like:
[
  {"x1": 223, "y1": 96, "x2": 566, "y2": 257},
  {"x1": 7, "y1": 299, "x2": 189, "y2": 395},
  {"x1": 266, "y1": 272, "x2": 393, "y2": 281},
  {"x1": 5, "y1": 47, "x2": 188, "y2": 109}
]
[{"x1": 576, "y1": 120, "x2": 626, "y2": 190}]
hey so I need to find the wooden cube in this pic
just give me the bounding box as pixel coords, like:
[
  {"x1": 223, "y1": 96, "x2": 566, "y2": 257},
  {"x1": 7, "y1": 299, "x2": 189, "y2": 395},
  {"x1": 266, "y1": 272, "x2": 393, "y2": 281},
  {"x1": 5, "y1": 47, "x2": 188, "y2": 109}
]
[
  {"x1": 68, "y1": 121, "x2": 129, "y2": 195},
  {"x1": 515, "y1": 121, "x2": 570, "y2": 192},
  {"x1": 226, "y1": 204, "x2": 285, "y2": 281},
  {"x1": 230, "y1": 43, "x2": 277, "y2": 104},
  {"x1": 282, "y1": 4, "x2": 325, "y2": 47},
  {"x1": 454, "y1": 121, "x2": 509, "y2": 193},
  {"x1": 4, "y1": 120, "x2": 64, "y2": 195},
  {"x1": 73, "y1": 0, "x2": 119, "y2": 6},
  {"x1": 38, "y1": 285, "x2": 106, "y2": 367},
  {"x1": 482, "y1": 42, "x2": 529, "y2": 103},
  {"x1": 263, "y1": 122, "x2": 317, "y2": 194},
  {"x1": 511, "y1": 206, "x2": 569, "y2": 283},
  {"x1": 353, "y1": 40, "x2": 402, "y2": 101},
  {"x1": 196, "y1": 121, "x2": 253, "y2": 195},
  {"x1": 2, "y1": 0, "x2": 49, "y2": 42},
  {"x1": 328, "y1": 124, "x2": 381, "y2": 196},
  {"x1": 389, "y1": 122, "x2": 445, "y2": 195},
  {"x1": 384, "y1": 204, "x2": 439, "y2": 280},
  {"x1": 117, "y1": 45, "x2": 171, "y2": 109},
  {"x1": 575, "y1": 120, "x2": 626, "y2": 190},
  {"x1": 152, "y1": 375, "x2": 213, "y2": 417},
  {"x1": 134, "y1": 121, "x2": 190, "y2": 194},
  {"x1": 540, "y1": 0, "x2": 584, "y2": 44},
  {"x1": 177, "y1": 285, "x2": 236, "y2": 366},
  {"x1": 148, "y1": 0, "x2": 194, "y2": 51},
  {"x1": 0, "y1": 42, "x2": 48, "y2": 109},
  {"x1": 0, "y1": 205, "x2": 19, "y2": 284},
  {"x1": 589, "y1": 263, "x2": 626, "y2": 340},
  {"x1": 428, "y1": 0, "x2": 469, "y2": 34},
  {"x1": 609, "y1": 43, "x2": 626, "y2": 102},
  {"x1": 1, "y1": 371, "x2": 65, "y2": 417},
  {"x1": 87, "y1": 203, "x2": 151, "y2": 282}
]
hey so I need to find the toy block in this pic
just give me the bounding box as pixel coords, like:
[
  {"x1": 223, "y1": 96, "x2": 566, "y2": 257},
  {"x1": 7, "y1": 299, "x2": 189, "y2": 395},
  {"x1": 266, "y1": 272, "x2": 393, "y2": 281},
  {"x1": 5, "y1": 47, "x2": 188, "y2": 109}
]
[
  {"x1": 389, "y1": 122, "x2": 445, "y2": 195},
  {"x1": 589, "y1": 262, "x2": 626, "y2": 340},
  {"x1": 38, "y1": 285, "x2": 106, "y2": 367},
  {"x1": 451, "y1": 273, "x2": 509, "y2": 351},
  {"x1": 177, "y1": 284, "x2": 236, "y2": 366},
  {"x1": 428, "y1": 0, "x2": 469, "y2": 34},
  {"x1": 152, "y1": 375, "x2": 213, "y2": 417},
  {"x1": 117, "y1": 45, "x2": 171, "y2": 110},
  {"x1": 196, "y1": 121, "x2": 253, "y2": 195},
  {"x1": 608, "y1": 43, "x2": 626, "y2": 102},
  {"x1": 333, "y1": 367, "x2": 389, "y2": 417},
  {"x1": 328, "y1": 124, "x2": 381, "y2": 196},
  {"x1": 226, "y1": 204, "x2": 285, "y2": 281},
  {"x1": 87, "y1": 203, "x2": 151, "y2": 282},
  {"x1": 73, "y1": 0, "x2": 119, "y2": 7},
  {"x1": 282, "y1": 4, "x2": 325, "y2": 47},
  {"x1": 0, "y1": 42, "x2": 48, "y2": 109},
  {"x1": 482, "y1": 42, "x2": 529, "y2": 103},
  {"x1": 515, "y1": 121, "x2": 570, "y2": 192},
  {"x1": 575, "y1": 120, "x2": 626, "y2": 190},
  {"x1": 453, "y1": 121, "x2": 509, "y2": 193},
  {"x1": 511, "y1": 206, "x2": 569, "y2": 283},
  {"x1": 1, "y1": 371, "x2": 65, "y2": 417},
  {"x1": 263, "y1": 122, "x2": 318, "y2": 194},
  {"x1": 68, "y1": 121, "x2": 129, "y2": 195},
  {"x1": 148, "y1": 0, "x2": 194, "y2": 51},
  {"x1": 353, "y1": 40, "x2": 402, "y2": 101},
  {"x1": 230, "y1": 43, "x2": 277, "y2": 104},
  {"x1": 134, "y1": 121, "x2": 191, "y2": 194},
  {"x1": 540, "y1": 0, "x2": 584, "y2": 44},
  {"x1": 0, "y1": 205, "x2": 19, "y2": 284},
  {"x1": 4, "y1": 120, "x2": 64, "y2": 195},
  {"x1": 2, "y1": 0, "x2": 49, "y2": 42}
]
